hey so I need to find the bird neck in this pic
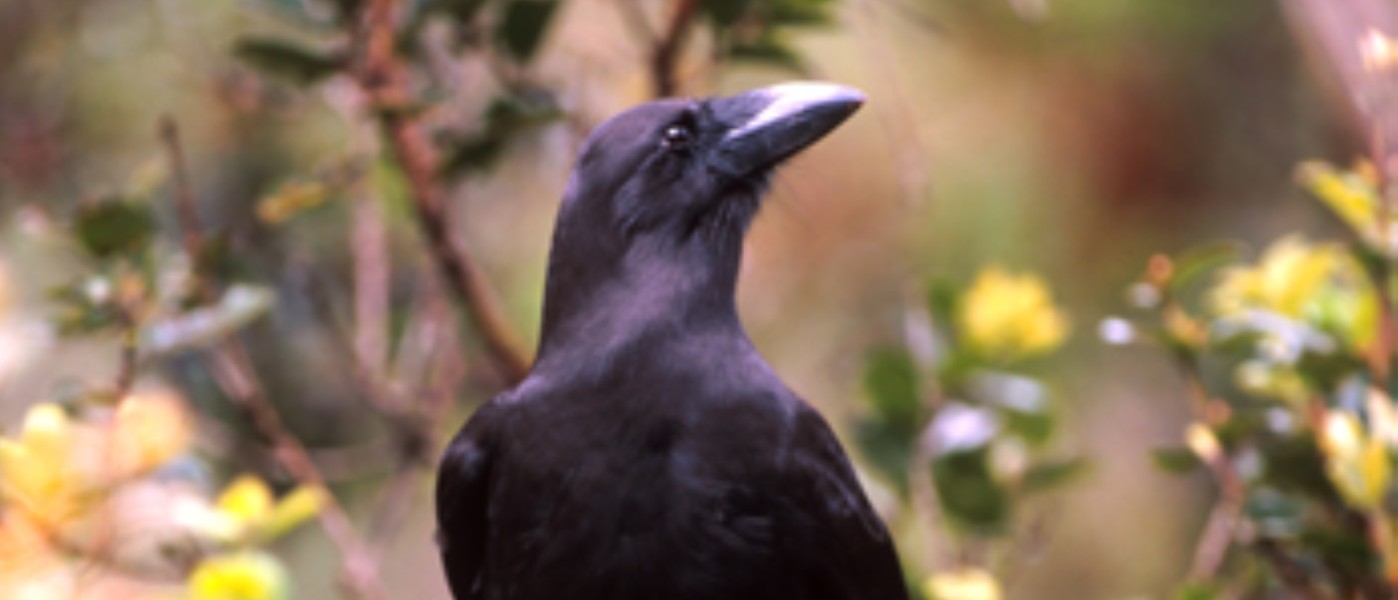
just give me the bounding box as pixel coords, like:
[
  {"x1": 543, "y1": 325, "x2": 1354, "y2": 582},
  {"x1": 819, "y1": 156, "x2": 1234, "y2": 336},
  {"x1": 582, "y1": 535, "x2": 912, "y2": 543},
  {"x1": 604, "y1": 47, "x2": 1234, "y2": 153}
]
[{"x1": 534, "y1": 235, "x2": 745, "y2": 371}]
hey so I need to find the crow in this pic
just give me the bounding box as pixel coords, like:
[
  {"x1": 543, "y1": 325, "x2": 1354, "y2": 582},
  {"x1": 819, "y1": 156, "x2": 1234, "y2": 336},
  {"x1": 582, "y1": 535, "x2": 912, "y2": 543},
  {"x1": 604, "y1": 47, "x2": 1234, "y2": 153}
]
[{"x1": 436, "y1": 82, "x2": 908, "y2": 600}]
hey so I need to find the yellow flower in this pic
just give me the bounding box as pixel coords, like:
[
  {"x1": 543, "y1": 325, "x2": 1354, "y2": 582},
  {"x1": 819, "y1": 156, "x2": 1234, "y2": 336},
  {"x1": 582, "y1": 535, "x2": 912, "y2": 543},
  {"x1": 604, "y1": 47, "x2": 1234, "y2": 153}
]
[
  {"x1": 923, "y1": 567, "x2": 1002, "y2": 600},
  {"x1": 1297, "y1": 161, "x2": 1381, "y2": 243},
  {"x1": 188, "y1": 551, "x2": 289, "y2": 600},
  {"x1": 178, "y1": 475, "x2": 324, "y2": 545},
  {"x1": 256, "y1": 181, "x2": 329, "y2": 225},
  {"x1": 110, "y1": 392, "x2": 191, "y2": 478},
  {"x1": 1368, "y1": 388, "x2": 1398, "y2": 450},
  {"x1": 957, "y1": 267, "x2": 1069, "y2": 362},
  {"x1": 1184, "y1": 422, "x2": 1223, "y2": 463},
  {"x1": 0, "y1": 404, "x2": 94, "y2": 527},
  {"x1": 0, "y1": 510, "x2": 71, "y2": 598},
  {"x1": 1210, "y1": 236, "x2": 1379, "y2": 352},
  {"x1": 1321, "y1": 410, "x2": 1391, "y2": 510}
]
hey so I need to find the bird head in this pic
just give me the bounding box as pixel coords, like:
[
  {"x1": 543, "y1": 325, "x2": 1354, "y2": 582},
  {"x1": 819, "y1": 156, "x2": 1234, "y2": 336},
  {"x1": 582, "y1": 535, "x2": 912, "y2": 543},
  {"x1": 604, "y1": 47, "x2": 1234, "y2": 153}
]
[
  {"x1": 558, "y1": 82, "x2": 865, "y2": 249},
  {"x1": 539, "y1": 82, "x2": 865, "y2": 360}
]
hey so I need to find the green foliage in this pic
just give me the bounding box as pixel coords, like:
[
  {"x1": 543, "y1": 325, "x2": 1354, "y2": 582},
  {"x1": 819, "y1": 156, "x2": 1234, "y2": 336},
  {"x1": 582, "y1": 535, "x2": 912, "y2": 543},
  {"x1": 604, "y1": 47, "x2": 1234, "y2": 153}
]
[
  {"x1": 426, "y1": 0, "x2": 490, "y2": 22},
  {"x1": 1021, "y1": 457, "x2": 1088, "y2": 494},
  {"x1": 233, "y1": 38, "x2": 343, "y2": 85},
  {"x1": 1172, "y1": 582, "x2": 1218, "y2": 600},
  {"x1": 441, "y1": 90, "x2": 563, "y2": 175},
  {"x1": 1167, "y1": 241, "x2": 1241, "y2": 295},
  {"x1": 854, "y1": 267, "x2": 1079, "y2": 590},
  {"x1": 933, "y1": 448, "x2": 1009, "y2": 530},
  {"x1": 864, "y1": 346, "x2": 923, "y2": 428},
  {"x1": 73, "y1": 199, "x2": 156, "y2": 259},
  {"x1": 703, "y1": 0, "x2": 836, "y2": 72},
  {"x1": 497, "y1": 0, "x2": 560, "y2": 62},
  {"x1": 1116, "y1": 159, "x2": 1398, "y2": 596},
  {"x1": 1151, "y1": 447, "x2": 1202, "y2": 474}
]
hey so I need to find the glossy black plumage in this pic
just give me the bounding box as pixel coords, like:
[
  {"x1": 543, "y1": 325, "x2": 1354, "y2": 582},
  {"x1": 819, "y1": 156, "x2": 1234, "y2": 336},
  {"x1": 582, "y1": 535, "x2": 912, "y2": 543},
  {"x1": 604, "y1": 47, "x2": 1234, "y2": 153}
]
[{"x1": 436, "y1": 83, "x2": 908, "y2": 600}]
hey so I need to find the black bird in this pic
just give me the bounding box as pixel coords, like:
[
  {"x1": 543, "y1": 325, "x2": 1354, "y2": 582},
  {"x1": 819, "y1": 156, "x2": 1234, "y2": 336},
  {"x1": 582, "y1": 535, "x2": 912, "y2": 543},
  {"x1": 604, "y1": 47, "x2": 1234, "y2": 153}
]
[{"x1": 436, "y1": 82, "x2": 908, "y2": 600}]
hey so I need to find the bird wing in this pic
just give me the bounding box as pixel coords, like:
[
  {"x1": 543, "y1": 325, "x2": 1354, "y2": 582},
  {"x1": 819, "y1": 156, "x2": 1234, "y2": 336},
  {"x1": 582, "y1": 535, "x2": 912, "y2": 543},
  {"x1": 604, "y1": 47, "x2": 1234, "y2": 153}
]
[
  {"x1": 778, "y1": 404, "x2": 910, "y2": 600},
  {"x1": 435, "y1": 401, "x2": 501, "y2": 600}
]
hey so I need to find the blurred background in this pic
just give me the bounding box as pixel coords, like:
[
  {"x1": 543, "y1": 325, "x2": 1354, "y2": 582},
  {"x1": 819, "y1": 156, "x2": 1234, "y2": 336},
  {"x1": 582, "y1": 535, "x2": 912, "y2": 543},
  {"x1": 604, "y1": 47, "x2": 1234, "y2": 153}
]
[{"x1": 0, "y1": 0, "x2": 1385, "y2": 598}]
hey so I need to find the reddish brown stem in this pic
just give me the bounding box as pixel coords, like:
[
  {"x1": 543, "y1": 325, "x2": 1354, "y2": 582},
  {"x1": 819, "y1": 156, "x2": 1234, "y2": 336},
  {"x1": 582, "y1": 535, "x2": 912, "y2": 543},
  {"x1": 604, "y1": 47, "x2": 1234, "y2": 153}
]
[
  {"x1": 160, "y1": 117, "x2": 386, "y2": 600},
  {"x1": 652, "y1": 0, "x2": 700, "y2": 97},
  {"x1": 356, "y1": 0, "x2": 531, "y2": 384}
]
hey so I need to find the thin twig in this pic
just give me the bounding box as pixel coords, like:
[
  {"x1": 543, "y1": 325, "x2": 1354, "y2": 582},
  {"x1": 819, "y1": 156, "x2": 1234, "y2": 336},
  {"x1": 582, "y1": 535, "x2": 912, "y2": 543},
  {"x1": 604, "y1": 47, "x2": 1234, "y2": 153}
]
[
  {"x1": 354, "y1": 0, "x2": 531, "y2": 383},
  {"x1": 902, "y1": 286, "x2": 953, "y2": 570},
  {"x1": 1373, "y1": 121, "x2": 1396, "y2": 398},
  {"x1": 1255, "y1": 538, "x2": 1332, "y2": 600},
  {"x1": 651, "y1": 0, "x2": 700, "y2": 97},
  {"x1": 351, "y1": 185, "x2": 391, "y2": 390},
  {"x1": 205, "y1": 346, "x2": 384, "y2": 600},
  {"x1": 909, "y1": 427, "x2": 954, "y2": 570},
  {"x1": 158, "y1": 116, "x2": 205, "y2": 260},
  {"x1": 111, "y1": 322, "x2": 138, "y2": 400},
  {"x1": 1175, "y1": 356, "x2": 1246, "y2": 582},
  {"x1": 363, "y1": 279, "x2": 461, "y2": 560},
  {"x1": 159, "y1": 117, "x2": 386, "y2": 600}
]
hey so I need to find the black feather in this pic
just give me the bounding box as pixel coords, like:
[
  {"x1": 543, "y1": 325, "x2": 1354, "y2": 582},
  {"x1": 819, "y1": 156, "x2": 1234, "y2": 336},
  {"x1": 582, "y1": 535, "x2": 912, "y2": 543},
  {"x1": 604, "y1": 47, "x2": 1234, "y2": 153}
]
[{"x1": 435, "y1": 83, "x2": 906, "y2": 600}]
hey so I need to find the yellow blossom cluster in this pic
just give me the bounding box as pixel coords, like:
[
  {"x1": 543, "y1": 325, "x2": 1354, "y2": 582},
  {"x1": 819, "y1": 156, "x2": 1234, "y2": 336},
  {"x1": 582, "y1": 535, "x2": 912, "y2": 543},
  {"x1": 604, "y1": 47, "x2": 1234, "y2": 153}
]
[
  {"x1": 0, "y1": 395, "x2": 320, "y2": 600},
  {"x1": 923, "y1": 567, "x2": 1002, "y2": 600},
  {"x1": 1316, "y1": 388, "x2": 1398, "y2": 515},
  {"x1": 956, "y1": 267, "x2": 1069, "y2": 362},
  {"x1": 0, "y1": 394, "x2": 190, "y2": 529},
  {"x1": 1321, "y1": 408, "x2": 1391, "y2": 511},
  {"x1": 1210, "y1": 236, "x2": 1379, "y2": 353}
]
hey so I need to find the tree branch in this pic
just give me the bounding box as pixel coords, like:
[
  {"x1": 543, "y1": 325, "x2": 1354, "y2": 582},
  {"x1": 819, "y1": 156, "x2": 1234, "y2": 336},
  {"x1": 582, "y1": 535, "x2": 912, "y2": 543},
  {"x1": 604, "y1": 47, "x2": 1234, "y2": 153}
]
[
  {"x1": 159, "y1": 117, "x2": 386, "y2": 600},
  {"x1": 355, "y1": 0, "x2": 531, "y2": 384},
  {"x1": 651, "y1": 0, "x2": 701, "y2": 97},
  {"x1": 1175, "y1": 355, "x2": 1246, "y2": 582},
  {"x1": 352, "y1": 187, "x2": 391, "y2": 386}
]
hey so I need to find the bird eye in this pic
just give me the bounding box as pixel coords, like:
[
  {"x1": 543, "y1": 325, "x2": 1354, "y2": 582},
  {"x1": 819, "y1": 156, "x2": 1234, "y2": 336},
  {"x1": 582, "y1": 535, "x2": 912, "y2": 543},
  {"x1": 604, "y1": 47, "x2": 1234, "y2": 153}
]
[{"x1": 661, "y1": 124, "x2": 693, "y2": 150}]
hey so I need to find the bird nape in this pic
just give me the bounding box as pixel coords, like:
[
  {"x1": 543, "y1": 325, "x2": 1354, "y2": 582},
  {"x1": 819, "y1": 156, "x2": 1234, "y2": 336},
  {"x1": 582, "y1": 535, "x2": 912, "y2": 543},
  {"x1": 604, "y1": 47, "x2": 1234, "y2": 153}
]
[{"x1": 436, "y1": 82, "x2": 909, "y2": 600}]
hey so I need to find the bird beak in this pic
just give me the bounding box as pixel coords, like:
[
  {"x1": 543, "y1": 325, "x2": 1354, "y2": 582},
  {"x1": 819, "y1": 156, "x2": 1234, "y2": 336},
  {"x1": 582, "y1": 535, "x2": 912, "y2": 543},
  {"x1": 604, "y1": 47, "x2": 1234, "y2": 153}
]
[{"x1": 710, "y1": 82, "x2": 866, "y2": 177}]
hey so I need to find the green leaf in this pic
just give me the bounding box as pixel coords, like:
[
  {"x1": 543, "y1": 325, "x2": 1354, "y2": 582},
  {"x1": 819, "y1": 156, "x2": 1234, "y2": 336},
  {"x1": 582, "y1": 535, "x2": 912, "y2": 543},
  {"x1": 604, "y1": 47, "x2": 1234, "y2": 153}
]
[
  {"x1": 926, "y1": 278, "x2": 960, "y2": 327},
  {"x1": 497, "y1": 0, "x2": 559, "y2": 62},
  {"x1": 324, "y1": 0, "x2": 365, "y2": 22},
  {"x1": 703, "y1": 0, "x2": 748, "y2": 27},
  {"x1": 1021, "y1": 458, "x2": 1087, "y2": 494},
  {"x1": 854, "y1": 418, "x2": 915, "y2": 495},
  {"x1": 1244, "y1": 487, "x2": 1304, "y2": 539},
  {"x1": 932, "y1": 448, "x2": 1009, "y2": 531},
  {"x1": 973, "y1": 371, "x2": 1054, "y2": 445},
  {"x1": 863, "y1": 346, "x2": 923, "y2": 430},
  {"x1": 1000, "y1": 409, "x2": 1053, "y2": 446},
  {"x1": 74, "y1": 200, "x2": 157, "y2": 259},
  {"x1": 727, "y1": 39, "x2": 807, "y2": 73},
  {"x1": 443, "y1": 137, "x2": 507, "y2": 174},
  {"x1": 1296, "y1": 161, "x2": 1381, "y2": 245},
  {"x1": 233, "y1": 37, "x2": 343, "y2": 85},
  {"x1": 193, "y1": 232, "x2": 250, "y2": 290},
  {"x1": 441, "y1": 91, "x2": 562, "y2": 175},
  {"x1": 1168, "y1": 241, "x2": 1241, "y2": 294},
  {"x1": 1151, "y1": 447, "x2": 1202, "y2": 474},
  {"x1": 426, "y1": 0, "x2": 489, "y2": 22},
  {"x1": 484, "y1": 91, "x2": 564, "y2": 129},
  {"x1": 1258, "y1": 434, "x2": 1337, "y2": 502},
  {"x1": 1298, "y1": 527, "x2": 1377, "y2": 578},
  {"x1": 769, "y1": 0, "x2": 835, "y2": 26},
  {"x1": 1172, "y1": 582, "x2": 1217, "y2": 600}
]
